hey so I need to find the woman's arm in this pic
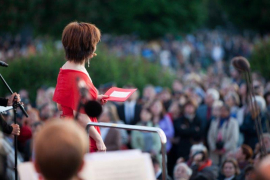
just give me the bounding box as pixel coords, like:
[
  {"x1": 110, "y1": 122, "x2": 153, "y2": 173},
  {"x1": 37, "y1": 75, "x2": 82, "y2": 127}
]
[{"x1": 73, "y1": 111, "x2": 106, "y2": 151}]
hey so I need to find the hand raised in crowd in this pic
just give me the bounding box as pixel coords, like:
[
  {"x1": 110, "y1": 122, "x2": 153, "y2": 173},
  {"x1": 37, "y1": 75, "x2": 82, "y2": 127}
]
[
  {"x1": 11, "y1": 123, "x2": 20, "y2": 136},
  {"x1": 7, "y1": 93, "x2": 21, "y2": 106}
]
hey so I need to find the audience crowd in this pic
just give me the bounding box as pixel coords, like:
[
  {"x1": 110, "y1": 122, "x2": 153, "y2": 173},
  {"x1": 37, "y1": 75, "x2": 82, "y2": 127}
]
[{"x1": 0, "y1": 30, "x2": 270, "y2": 180}]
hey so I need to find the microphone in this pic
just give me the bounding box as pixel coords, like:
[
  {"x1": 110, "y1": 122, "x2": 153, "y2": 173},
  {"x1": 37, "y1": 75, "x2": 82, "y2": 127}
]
[
  {"x1": 84, "y1": 100, "x2": 102, "y2": 118},
  {"x1": 0, "y1": 61, "x2": 8, "y2": 67}
]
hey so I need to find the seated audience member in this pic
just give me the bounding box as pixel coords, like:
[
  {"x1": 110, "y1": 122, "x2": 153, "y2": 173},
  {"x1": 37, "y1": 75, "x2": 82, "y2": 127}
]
[
  {"x1": 150, "y1": 99, "x2": 174, "y2": 152},
  {"x1": 219, "y1": 158, "x2": 240, "y2": 180},
  {"x1": 152, "y1": 156, "x2": 172, "y2": 180},
  {"x1": 34, "y1": 119, "x2": 88, "y2": 180},
  {"x1": 174, "y1": 100, "x2": 202, "y2": 161},
  {"x1": 98, "y1": 106, "x2": 121, "y2": 151},
  {"x1": 131, "y1": 108, "x2": 161, "y2": 154},
  {"x1": 234, "y1": 144, "x2": 253, "y2": 171},
  {"x1": 173, "y1": 163, "x2": 192, "y2": 180},
  {"x1": 257, "y1": 155, "x2": 270, "y2": 180},
  {"x1": 208, "y1": 104, "x2": 239, "y2": 165},
  {"x1": 189, "y1": 150, "x2": 218, "y2": 180}
]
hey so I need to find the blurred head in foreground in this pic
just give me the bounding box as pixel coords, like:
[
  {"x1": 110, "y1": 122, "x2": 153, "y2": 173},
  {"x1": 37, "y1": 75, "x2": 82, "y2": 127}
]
[
  {"x1": 34, "y1": 119, "x2": 88, "y2": 180},
  {"x1": 257, "y1": 155, "x2": 270, "y2": 180}
]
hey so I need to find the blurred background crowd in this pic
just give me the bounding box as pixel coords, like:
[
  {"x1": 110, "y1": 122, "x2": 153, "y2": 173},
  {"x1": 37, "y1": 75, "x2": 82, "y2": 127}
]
[{"x1": 1, "y1": 0, "x2": 270, "y2": 180}]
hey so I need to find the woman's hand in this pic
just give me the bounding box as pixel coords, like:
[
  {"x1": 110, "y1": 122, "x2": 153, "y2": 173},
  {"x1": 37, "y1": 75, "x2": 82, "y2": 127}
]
[
  {"x1": 7, "y1": 93, "x2": 21, "y2": 106},
  {"x1": 96, "y1": 138, "x2": 106, "y2": 152},
  {"x1": 11, "y1": 124, "x2": 20, "y2": 136},
  {"x1": 97, "y1": 95, "x2": 109, "y2": 105}
]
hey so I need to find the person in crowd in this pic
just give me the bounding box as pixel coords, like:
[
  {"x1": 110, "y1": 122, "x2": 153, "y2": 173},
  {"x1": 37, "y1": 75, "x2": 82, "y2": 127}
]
[
  {"x1": 150, "y1": 99, "x2": 174, "y2": 152},
  {"x1": 117, "y1": 86, "x2": 141, "y2": 126},
  {"x1": 24, "y1": 121, "x2": 43, "y2": 161},
  {"x1": 168, "y1": 100, "x2": 182, "y2": 121},
  {"x1": 173, "y1": 163, "x2": 192, "y2": 180},
  {"x1": 151, "y1": 156, "x2": 172, "y2": 180},
  {"x1": 244, "y1": 165, "x2": 255, "y2": 180},
  {"x1": 189, "y1": 150, "x2": 218, "y2": 180},
  {"x1": 224, "y1": 91, "x2": 240, "y2": 118},
  {"x1": 159, "y1": 88, "x2": 172, "y2": 111},
  {"x1": 208, "y1": 104, "x2": 239, "y2": 165},
  {"x1": 52, "y1": 22, "x2": 107, "y2": 152},
  {"x1": 0, "y1": 93, "x2": 20, "y2": 135},
  {"x1": 105, "y1": 103, "x2": 128, "y2": 148},
  {"x1": 219, "y1": 158, "x2": 240, "y2": 180},
  {"x1": 254, "y1": 133, "x2": 270, "y2": 155},
  {"x1": 197, "y1": 88, "x2": 220, "y2": 137},
  {"x1": 34, "y1": 119, "x2": 88, "y2": 180},
  {"x1": 174, "y1": 99, "x2": 202, "y2": 161},
  {"x1": 131, "y1": 108, "x2": 161, "y2": 155},
  {"x1": 240, "y1": 96, "x2": 267, "y2": 150},
  {"x1": 98, "y1": 106, "x2": 121, "y2": 151},
  {"x1": 141, "y1": 84, "x2": 156, "y2": 105},
  {"x1": 234, "y1": 144, "x2": 253, "y2": 171}
]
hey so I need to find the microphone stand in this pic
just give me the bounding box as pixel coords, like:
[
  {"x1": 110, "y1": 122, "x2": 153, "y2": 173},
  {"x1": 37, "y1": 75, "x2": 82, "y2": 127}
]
[{"x1": 0, "y1": 74, "x2": 28, "y2": 180}]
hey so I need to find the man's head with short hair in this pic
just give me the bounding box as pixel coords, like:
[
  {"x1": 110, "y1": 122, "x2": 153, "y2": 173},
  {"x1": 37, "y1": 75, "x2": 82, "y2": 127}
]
[{"x1": 34, "y1": 119, "x2": 88, "y2": 180}]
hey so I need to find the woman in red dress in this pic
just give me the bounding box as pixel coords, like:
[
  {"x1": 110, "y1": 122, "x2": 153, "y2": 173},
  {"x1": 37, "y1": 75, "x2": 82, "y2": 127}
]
[{"x1": 53, "y1": 22, "x2": 107, "y2": 152}]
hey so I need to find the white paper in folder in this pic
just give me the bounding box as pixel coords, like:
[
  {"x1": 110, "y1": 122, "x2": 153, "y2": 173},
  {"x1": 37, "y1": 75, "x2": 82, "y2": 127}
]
[{"x1": 19, "y1": 150, "x2": 155, "y2": 180}]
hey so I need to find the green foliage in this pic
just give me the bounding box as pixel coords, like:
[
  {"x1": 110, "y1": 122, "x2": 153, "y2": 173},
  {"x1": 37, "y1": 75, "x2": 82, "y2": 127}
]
[
  {"x1": 0, "y1": 44, "x2": 175, "y2": 102},
  {"x1": 219, "y1": 0, "x2": 270, "y2": 33},
  {"x1": 250, "y1": 39, "x2": 270, "y2": 80},
  {"x1": 1, "y1": 0, "x2": 207, "y2": 39}
]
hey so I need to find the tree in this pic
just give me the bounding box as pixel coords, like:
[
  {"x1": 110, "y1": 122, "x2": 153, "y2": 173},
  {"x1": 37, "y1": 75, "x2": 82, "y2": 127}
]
[
  {"x1": 219, "y1": 0, "x2": 270, "y2": 33},
  {"x1": 90, "y1": 0, "x2": 208, "y2": 39}
]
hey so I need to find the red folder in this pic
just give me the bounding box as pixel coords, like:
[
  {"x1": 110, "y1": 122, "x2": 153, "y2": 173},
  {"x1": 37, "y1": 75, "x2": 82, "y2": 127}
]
[{"x1": 104, "y1": 87, "x2": 137, "y2": 102}]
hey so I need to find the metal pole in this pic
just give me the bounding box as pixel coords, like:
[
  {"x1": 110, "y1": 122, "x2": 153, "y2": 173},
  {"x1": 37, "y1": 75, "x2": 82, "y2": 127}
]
[
  {"x1": 13, "y1": 105, "x2": 18, "y2": 180},
  {"x1": 86, "y1": 122, "x2": 167, "y2": 180}
]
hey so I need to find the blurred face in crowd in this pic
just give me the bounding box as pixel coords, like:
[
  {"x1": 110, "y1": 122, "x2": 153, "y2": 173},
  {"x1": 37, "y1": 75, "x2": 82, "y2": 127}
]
[
  {"x1": 174, "y1": 165, "x2": 190, "y2": 180},
  {"x1": 193, "y1": 153, "x2": 204, "y2": 167},
  {"x1": 143, "y1": 86, "x2": 156, "y2": 100},
  {"x1": 225, "y1": 95, "x2": 234, "y2": 107},
  {"x1": 140, "y1": 109, "x2": 152, "y2": 123},
  {"x1": 172, "y1": 80, "x2": 183, "y2": 93},
  {"x1": 245, "y1": 169, "x2": 255, "y2": 180},
  {"x1": 205, "y1": 93, "x2": 214, "y2": 106},
  {"x1": 212, "y1": 106, "x2": 221, "y2": 118},
  {"x1": 235, "y1": 147, "x2": 245, "y2": 161},
  {"x1": 223, "y1": 162, "x2": 236, "y2": 178},
  {"x1": 261, "y1": 136, "x2": 270, "y2": 150},
  {"x1": 159, "y1": 90, "x2": 171, "y2": 102},
  {"x1": 184, "y1": 104, "x2": 195, "y2": 116},
  {"x1": 128, "y1": 90, "x2": 138, "y2": 101},
  {"x1": 150, "y1": 101, "x2": 163, "y2": 116},
  {"x1": 169, "y1": 101, "x2": 181, "y2": 118},
  {"x1": 220, "y1": 106, "x2": 230, "y2": 118},
  {"x1": 239, "y1": 83, "x2": 247, "y2": 96},
  {"x1": 179, "y1": 95, "x2": 187, "y2": 106}
]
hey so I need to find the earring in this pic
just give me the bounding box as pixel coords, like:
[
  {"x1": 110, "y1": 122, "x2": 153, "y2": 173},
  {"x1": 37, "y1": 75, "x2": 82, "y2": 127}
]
[{"x1": 88, "y1": 59, "x2": 90, "y2": 67}]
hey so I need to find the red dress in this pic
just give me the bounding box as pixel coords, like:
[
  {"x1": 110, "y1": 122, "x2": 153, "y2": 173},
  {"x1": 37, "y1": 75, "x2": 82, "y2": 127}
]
[{"x1": 53, "y1": 68, "x2": 100, "y2": 152}]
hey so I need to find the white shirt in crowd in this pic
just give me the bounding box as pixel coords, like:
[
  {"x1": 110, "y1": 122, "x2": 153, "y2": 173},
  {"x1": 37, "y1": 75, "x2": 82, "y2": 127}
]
[{"x1": 124, "y1": 100, "x2": 136, "y2": 124}]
